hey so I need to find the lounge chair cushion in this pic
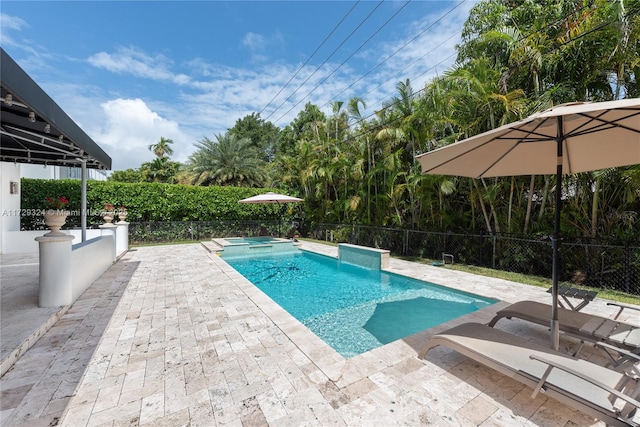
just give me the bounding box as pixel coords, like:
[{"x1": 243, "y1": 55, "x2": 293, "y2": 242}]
[
  {"x1": 421, "y1": 323, "x2": 634, "y2": 418},
  {"x1": 489, "y1": 300, "x2": 640, "y2": 350}
]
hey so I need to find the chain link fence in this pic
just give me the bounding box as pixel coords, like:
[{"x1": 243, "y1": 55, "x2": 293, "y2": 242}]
[
  {"x1": 128, "y1": 220, "x2": 282, "y2": 244},
  {"x1": 126, "y1": 220, "x2": 639, "y2": 296},
  {"x1": 309, "y1": 223, "x2": 639, "y2": 296}
]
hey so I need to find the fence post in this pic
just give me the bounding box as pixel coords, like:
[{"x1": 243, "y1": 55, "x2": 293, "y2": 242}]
[
  {"x1": 492, "y1": 235, "x2": 497, "y2": 270},
  {"x1": 404, "y1": 229, "x2": 409, "y2": 256},
  {"x1": 625, "y1": 241, "x2": 630, "y2": 294}
]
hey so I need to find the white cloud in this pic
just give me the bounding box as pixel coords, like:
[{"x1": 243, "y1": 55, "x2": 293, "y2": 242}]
[
  {"x1": 351, "y1": 2, "x2": 473, "y2": 114},
  {"x1": 88, "y1": 47, "x2": 190, "y2": 85},
  {"x1": 0, "y1": 13, "x2": 48, "y2": 59},
  {"x1": 93, "y1": 98, "x2": 192, "y2": 170},
  {"x1": 242, "y1": 32, "x2": 266, "y2": 51},
  {"x1": 2, "y1": 3, "x2": 473, "y2": 172},
  {"x1": 241, "y1": 30, "x2": 285, "y2": 63},
  {"x1": 0, "y1": 13, "x2": 28, "y2": 32}
]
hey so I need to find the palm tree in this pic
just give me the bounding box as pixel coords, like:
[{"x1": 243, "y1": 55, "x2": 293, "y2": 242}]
[
  {"x1": 140, "y1": 156, "x2": 181, "y2": 183},
  {"x1": 188, "y1": 134, "x2": 266, "y2": 187},
  {"x1": 148, "y1": 137, "x2": 174, "y2": 158}
]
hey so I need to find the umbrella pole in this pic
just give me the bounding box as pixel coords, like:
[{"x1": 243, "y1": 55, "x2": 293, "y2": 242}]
[
  {"x1": 550, "y1": 118, "x2": 564, "y2": 351},
  {"x1": 276, "y1": 201, "x2": 281, "y2": 237}
]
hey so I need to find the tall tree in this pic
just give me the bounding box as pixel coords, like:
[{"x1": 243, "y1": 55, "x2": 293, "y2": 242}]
[
  {"x1": 148, "y1": 137, "x2": 174, "y2": 158},
  {"x1": 188, "y1": 134, "x2": 266, "y2": 187},
  {"x1": 228, "y1": 113, "x2": 281, "y2": 162},
  {"x1": 140, "y1": 157, "x2": 181, "y2": 184}
]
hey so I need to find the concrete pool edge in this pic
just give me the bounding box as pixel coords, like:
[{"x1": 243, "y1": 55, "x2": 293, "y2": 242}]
[
  {"x1": 202, "y1": 241, "x2": 511, "y2": 389},
  {"x1": 208, "y1": 236, "x2": 301, "y2": 258}
]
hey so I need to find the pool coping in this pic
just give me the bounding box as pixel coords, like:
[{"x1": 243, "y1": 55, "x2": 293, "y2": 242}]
[{"x1": 203, "y1": 241, "x2": 510, "y2": 390}]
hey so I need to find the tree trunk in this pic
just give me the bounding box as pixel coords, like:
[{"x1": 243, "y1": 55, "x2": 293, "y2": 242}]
[
  {"x1": 524, "y1": 175, "x2": 536, "y2": 233},
  {"x1": 508, "y1": 176, "x2": 515, "y2": 233},
  {"x1": 473, "y1": 179, "x2": 493, "y2": 234},
  {"x1": 538, "y1": 175, "x2": 551, "y2": 221},
  {"x1": 482, "y1": 178, "x2": 501, "y2": 234},
  {"x1": 591, "y1": 176, "x2": 600, "y2": 238}
]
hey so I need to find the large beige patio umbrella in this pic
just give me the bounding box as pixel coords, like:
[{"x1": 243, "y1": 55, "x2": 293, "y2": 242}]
[
  {"x1": 239, "y1": 192, "x2": 304, "y2": 236},
  {"x1": 416, "y1": 98, "x2": 640, "y2": 349}
]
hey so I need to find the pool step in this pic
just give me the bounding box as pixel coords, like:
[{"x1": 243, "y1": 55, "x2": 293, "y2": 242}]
[
  {"x1": 203, "y1": 238, "x2": 302, "y2": 258},
  {"x1": 200, "y1": 241, "x2": 221, "y2": 253}
]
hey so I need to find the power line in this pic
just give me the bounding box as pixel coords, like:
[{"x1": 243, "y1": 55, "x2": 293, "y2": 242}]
[
  {"x1": 264, "y1": 0, "x2": 385, "y2": 122},
  {"x1": 258, "y1": 1, "x2": 361, "y2": 116},
  {"x1": 341, "y1": 50, "x2": 458, "y2": 143},
  {"x1": 322, "y1": 0, "x2": 466, "y2": 111},
  {"x1": 270, "y1": 0, "x2": 629, "y2": 148},
  {"x1": 273, "y1": 0, "x2": 412, "y2": 124},
  {"x1": 340, "y1": 2, "x2": 633, "y2": 147},
  {"x1": 361, "y1": 0, "x2": 600, "y2": 120},
  {"x1": 557, "y1": 6, "x2": 639, "y2": 47},
  {"x1": 357, "y1": 31, "x2": 460, "y2": 108}
]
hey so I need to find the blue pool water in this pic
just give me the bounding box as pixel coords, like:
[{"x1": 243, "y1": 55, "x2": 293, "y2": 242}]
[
  {"x1": 224, "y1": 250, "x2": 496, "y2": 357},
  {"x1": 216, "y1": 236, "x2": 297, "y2": 257},
  {"x1": 224, "y1": 237, "x2": 282, "y2": 245}
]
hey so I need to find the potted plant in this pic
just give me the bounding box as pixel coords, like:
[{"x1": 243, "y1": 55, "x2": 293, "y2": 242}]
[
  {"x1": 102, "y1": 203, "x2": 115, "y2": 223},
  {"x1": 117, "y1": 205, "x2": 128, "y2": 222},
  {"x1": 43, "y1": 196, "x2": 69, "y2": 235}
]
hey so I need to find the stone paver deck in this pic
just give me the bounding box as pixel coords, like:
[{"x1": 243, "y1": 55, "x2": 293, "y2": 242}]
[{"x1": 2, "y1": 241, "x2": 638, "y2": 426}]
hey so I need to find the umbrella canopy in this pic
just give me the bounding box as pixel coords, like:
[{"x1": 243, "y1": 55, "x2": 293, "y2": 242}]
[
  {"x1": 239, "y1": 192, "x2": 303, "y2": 236},
  {"x1": 416, "y1": 98, "x2": 640, "y2": 349},
  {"x1": 238, "y1": 192, "x2": 303, "y2": 204}
]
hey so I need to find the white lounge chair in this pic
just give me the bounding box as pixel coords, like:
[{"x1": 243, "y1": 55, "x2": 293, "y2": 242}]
[
  {"x1": 419, "y1": 323, "x2": 640, "y2": 427},
  {"x1": 488, "y1": 300, "x2": 640, "y2": 353}
]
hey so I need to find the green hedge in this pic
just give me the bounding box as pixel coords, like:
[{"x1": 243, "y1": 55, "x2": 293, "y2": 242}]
[{"x1": 20, "y1": 179, "x2": 294, "y2": 229}]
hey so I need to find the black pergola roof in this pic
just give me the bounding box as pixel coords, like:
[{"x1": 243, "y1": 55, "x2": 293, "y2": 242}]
[{"x1": 1, "y1": 48, "x2": 111, "y2": 170}]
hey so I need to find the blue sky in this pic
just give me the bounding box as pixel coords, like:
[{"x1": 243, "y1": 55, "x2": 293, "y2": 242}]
[{"x1": 1, "y1": 1, "x2": 474, "y2": 171}]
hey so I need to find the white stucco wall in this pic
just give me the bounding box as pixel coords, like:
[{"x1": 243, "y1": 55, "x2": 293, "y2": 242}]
[
  {"x1": 71, "y1": 236, "x2": 115, "y2": 300},
  {"x1": 0, "y1": 161, "x2": 109, "y2": 254},
  {"x1": 3, "y1": 229, "x2": 104, "y2": 254},
  {"x1": 0, "y1": 162, "x2": 22, "y2": 254}
]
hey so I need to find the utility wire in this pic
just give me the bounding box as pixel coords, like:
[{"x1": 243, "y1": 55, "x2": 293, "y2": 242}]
[
  {"x1": 267, "y1": 0, "x2": 628, "y2": 146},
  {"x1": 273, "y1": 0, "x2": 412, "y2": 124},
  {"x1": 557, "y1": 6, "x2": 639, "y2": 47},
  {"x1": 337, "y1": 2, "x2": 628, "y2": 146},
  {"x1": 264, "y1": 0, "x2": 385, "y2": 122},
  {"x1": 355, "y1": 31, "x2": 460, "y2": 108},
  {"x1": 258, "y1": 0, "x2": 361, "y2": 116},
  {"x1": 356, "y1": 0, "x2": 601, "y2": 125},
  {"x1": 322, "y1": 0, "x2": 466, "y2": 111},
  {"x1": 340, "y1": 50, "x2": 458, "y2": 144}
]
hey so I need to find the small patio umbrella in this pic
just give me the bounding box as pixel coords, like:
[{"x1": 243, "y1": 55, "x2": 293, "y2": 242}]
[
  {"x1": 416, "y1": 98, "x2": 640, "y2": 349},
  {"x1": 239, "y1": 192, "x2": 304, "y2": 204},
  {"x1": 239, "y1": 192, "x2": 304, "y2": 236}
]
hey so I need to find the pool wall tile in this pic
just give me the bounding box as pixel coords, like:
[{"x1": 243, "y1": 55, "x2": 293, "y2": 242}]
[
  {"x1": 338, "y1": 243, "x2": 390, "y2": 270},
  {"x1": 212, "y1": 237, "x2": 300, "y2": 258}
]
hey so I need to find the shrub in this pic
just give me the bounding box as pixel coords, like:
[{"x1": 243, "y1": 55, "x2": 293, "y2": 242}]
[{"x1": 20, "y1": 179, "x2": 287, "y2": 228}]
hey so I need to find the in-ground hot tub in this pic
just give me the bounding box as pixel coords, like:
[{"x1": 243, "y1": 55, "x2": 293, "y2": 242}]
[{"x1": 211, "y1": 236, "x2": 299, "y2": 258}]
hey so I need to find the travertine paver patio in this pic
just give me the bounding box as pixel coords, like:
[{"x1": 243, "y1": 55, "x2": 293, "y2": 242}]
[{"x1": 1, "y1": 241, "x2": 638, "y2": 426}]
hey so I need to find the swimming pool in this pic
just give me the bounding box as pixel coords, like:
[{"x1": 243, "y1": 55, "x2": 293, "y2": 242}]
[
  {"x1": 223, "y1": 237, "x2": 282, "y2": 244},
  {"x1": 212, "y1": 236, "x2": 299, "y2": 257},
  {"x1": 224, "y1": 250, "x2": 496, "y2": 357}
]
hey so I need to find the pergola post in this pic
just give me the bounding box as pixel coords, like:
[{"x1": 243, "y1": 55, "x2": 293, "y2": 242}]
[{"x1": 80, "y1": 159, "x2": 87, "y2": 242}]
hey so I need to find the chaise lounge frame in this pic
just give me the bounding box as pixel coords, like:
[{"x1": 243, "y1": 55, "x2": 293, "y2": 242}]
[
  {"x1": 488, "y1": 300, "x2": 640, "y2": 355},
  {"x1": 419, "y1": 323, "x2": 640, "y2": 427}
]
